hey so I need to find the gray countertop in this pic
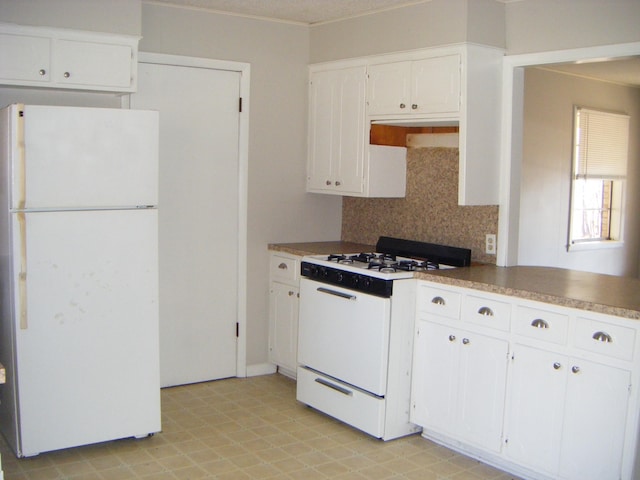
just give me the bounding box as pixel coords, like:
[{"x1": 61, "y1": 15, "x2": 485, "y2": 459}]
[{"x1": 268, "y1": 242, "x2": 640, "y2": 320}]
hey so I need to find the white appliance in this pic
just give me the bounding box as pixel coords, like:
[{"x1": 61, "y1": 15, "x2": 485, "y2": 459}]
[
  {"x1": 296, "y1": 236, "x2": 471, "y2": 440},
  {"x1": 0, "y1": 104, "x2": 161, "y2": 457}
]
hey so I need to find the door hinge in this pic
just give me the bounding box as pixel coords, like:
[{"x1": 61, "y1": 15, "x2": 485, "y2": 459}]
[
  {"x1": 236, "y1": 322, "x2": 239, "y2": 337},
  {"x1": 239, "y1": 97, "x2": 242, "y2": 112}
]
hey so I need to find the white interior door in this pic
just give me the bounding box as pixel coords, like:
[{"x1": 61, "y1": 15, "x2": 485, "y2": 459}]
[{"x1": 131, "y1": 60, "x2": 241, "y2": 387}]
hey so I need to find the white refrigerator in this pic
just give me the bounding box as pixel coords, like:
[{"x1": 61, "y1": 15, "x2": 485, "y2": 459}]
[{"x1": 0, "y1": 104, "x2": 161, "y2": 457}]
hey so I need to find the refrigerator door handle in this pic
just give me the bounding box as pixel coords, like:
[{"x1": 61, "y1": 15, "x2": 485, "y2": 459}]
[
  {"x1": 16, "y1": 104, "x2": 26, "y2": 210},
  {"x1": 18, "y1": 212, "x2": 28, "y2": 329}
]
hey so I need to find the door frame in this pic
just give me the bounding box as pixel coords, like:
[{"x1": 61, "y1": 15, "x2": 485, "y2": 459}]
[{"x1": 125, "y1": 52, "x2": 250, "y2": 378}]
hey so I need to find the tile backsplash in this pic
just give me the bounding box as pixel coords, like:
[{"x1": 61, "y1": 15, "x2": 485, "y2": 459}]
[{"x1": 341, "y1": 147, "x2": 499, "y2": 264}]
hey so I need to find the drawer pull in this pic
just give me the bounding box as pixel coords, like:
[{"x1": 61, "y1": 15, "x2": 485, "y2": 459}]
[
  {"x1": 531, "y1": 318, "x2": 549, "y2": 329},
  {"x1": 592, "y1": 331, "x2": 613, "y2": 343},
  {"x1": 448, "y1": 335, "x2": 456, "y2": 342},
  {"x1": 553, "y1": 362, "x2": 562, "y2": 370},
  {"x1": 288, "y1": 290, "x2": 295, "y2": 296},
  {"x1": 478, "y1": 306, "x2": 494, "y2": 316},
  {"x1": 315, "y1": 377, "x2": 353, "y2": 396},
  {"x1": 572, "y1": 366, "x2": 580, "y2": 374},
  {"x1": 278, "y1": 262, "x2": 288, "y2": 270},
  {"x1": 462, "y1": 338, "x2": 470, "y2": 345},
  {"x1": 431, "y1": 296, "x2": 445, "y2": 306}
]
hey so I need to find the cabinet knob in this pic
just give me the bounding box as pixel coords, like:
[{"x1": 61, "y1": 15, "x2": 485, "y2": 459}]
[
  {"x1": 411, "y1": 104, "x2": 418, "y2": 110},
  {"x1": 335, "y1": 181, "x2": 341, "y2": 186},
  {"x1": 571, "y1": 365, "x2": 580, "y2": 374},
  {"x1": 38, "y1": 69, "x2": 46, "y2": 76},
  {"x1": 448, "y1": 335, "x2": 456, "y2": 342},
  {"x1": 553, "y1": 362, "x2": 561, "y2": 370},
  {"x1": 278, "y1": 263, "x2": 288, "y2": 270},
  {"x1": 63, "y1": 71, "x2": 71, "y2": 78},
  {"x1": 477, "y1": 306, "x2": 494, "y2": 316},
  {"x1": 531, "y1": 318, "x2": 549, "y2": 329},
  {"x1": 288, "y1": 290, "x2": 295, "y2": 296},
  {"x1": 431, "y1": 296, "x2": 445, "y2": 306},
  {"x1": 399, "y1": 103, "x2": 406, "y2": 109},
  {"x1": 462, "y1": 338, "x2": 470, "y2": 345},
  {"x1": 326, "y1": 180, "x2": 332, "y2": 185},
  {"x1": 592, "y1": 331, "x2": 612, "y2": 343}
]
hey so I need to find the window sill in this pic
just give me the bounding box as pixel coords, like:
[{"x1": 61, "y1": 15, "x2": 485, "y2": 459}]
[{"x1": 567, "y1": 240, "x2": 624, "y2": 252}]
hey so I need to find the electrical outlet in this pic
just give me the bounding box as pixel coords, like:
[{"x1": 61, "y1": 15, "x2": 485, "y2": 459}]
[{"x1": 485, "y1": 234, "x2": 497, "y2": 255}]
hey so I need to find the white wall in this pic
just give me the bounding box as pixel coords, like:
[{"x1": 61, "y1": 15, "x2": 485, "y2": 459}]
[
  {"x1": 139, "y1": 4, "x2": 342, "y2": 368},
  {"x1": 518, "y1": 68, "x2": 640, "y2": 276},
  {"x1": 0, "y1": 0, "x2": 141, "y2": 35},
  {"x1": 505, "y1": 0, "x2": 640, "y2": 54},
  {"x1": 310, "y1": 0, "x2": 504, "y2": 63}
]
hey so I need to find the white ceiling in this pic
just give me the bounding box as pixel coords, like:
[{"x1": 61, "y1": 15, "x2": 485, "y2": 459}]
[{"x1": 146, "y1": 0, "x2": 640, "y2": 87}]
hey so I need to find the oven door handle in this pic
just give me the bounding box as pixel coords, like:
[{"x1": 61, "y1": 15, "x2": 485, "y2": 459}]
[
  {"x1": 316, "y1": 286, "x2": 357, "y2": 300},
  {"x1": 315, "y1": 377, "x2": 353, "y2": 396}
]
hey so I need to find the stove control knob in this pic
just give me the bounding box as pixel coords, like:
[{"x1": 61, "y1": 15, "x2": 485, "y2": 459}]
[
  {"x1": 351, "y1": 276, "x2": 360, "y2": 286},
  {"x1": 362, "y1": 277, "x2": 371, "y2": 288},
  {"x1": 336, "y1": 272, "x2": 344, "y2": 283},
  {"x1": 320, "y1": 267, "x2": 329, "y2": 278}
]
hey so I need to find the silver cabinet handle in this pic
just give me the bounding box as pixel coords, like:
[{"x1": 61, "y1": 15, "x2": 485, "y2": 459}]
[
  {"x1": 478, "y1": 306, "x2": 494, "y2": 316},
  {"x1": 572, "y1": 366, "x2": 580, "y2": 374},
  {"x1": 531, "y1": 318, "x2": 549, "y2": 329},
  {"x1": 39, "y1": 69, "x2": 46, "y2": 76},
  {"x1": 553, "y1": 362, "x2": 561, "y2": 370},
  {"x1": 448, "y1": 335, "x2": 456, "y2": 342},
  {"x1": 317, "y1": 287, "x2": 356, "y2": 300},
  {"x1": 399, "y1": 103, "x2": 406, "y2": 109},
  {"x1": 431, "y1": 296, "x2": 445, "y2": 306},
  {"x1": 278, "y1": 262, "x2": 288, "y2": 270},
  {"x1": 335, "y1": 181, "x2": 341, "y2": 186},
  {"x1": 315, "y1": 377, "x2": 352, "y2": 396},
  {"x1": 462, "y1": 338, "x2": 470, "y2": 345},
  {"x1": 63, "y1": 71, "x2": 70, "y2": 78},
  {"x1": 592, "y1": 331, "x2": 613, "y2": 343},
  {"x1": 412, "y1": 104, "x2": 418, "y2": 110}
]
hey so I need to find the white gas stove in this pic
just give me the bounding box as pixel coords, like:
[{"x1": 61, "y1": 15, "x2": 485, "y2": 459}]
[{"x1": 296, "y1": 237, "x2": 471, "y2": 440}]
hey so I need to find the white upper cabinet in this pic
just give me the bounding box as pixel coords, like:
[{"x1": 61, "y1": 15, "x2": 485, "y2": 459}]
[
  {"x1": 0, "y1": 23, "x2": 138, "y2": 93},
  {"x1": 307, "y1": 44, "x2": 503, "y2": 204},
  {"x1": 368, "y1": 55, "x2": 461, "y2": 116},
  {"x1": 307, "y1": 64, "x2": 407, "y2": 197}
]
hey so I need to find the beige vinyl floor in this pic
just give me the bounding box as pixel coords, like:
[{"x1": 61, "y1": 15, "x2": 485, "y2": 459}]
[{"x1": 0, "y1": 373, "x2": 522, "y2": 479}]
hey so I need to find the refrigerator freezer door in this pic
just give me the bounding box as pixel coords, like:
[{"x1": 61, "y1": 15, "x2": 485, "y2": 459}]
[
  {"x1": 11, "y1": 208, "x2": 160, "y2": 456},
  {"x1": 11, "y1": 104, "x2": 158, "y2": 210}
]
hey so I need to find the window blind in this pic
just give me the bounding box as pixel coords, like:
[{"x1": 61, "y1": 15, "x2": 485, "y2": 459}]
[{"x1": 575, "y1": 107, "x2": 630, "y2": 179}]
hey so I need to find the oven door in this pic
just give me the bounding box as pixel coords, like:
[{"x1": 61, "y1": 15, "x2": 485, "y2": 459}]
[{"x1": 298, "y1": 277, "x2": 391, "y2": 396}]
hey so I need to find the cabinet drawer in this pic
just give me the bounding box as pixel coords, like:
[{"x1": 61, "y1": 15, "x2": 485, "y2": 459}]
[
  {"x1": 514, "y1": 305, "x2": 569, "y2": 345},
  {"x1": 417, "y1": 285, "x2": 461, "y2": 319},
  {"x1": 270, "y1": 253, "x2": 299, "y2": 284},
  {"x1": 462, "y1": 295, "x2": 511, "y2": 331},
  {"x1": 574, "y1": 317, "x2": 636, "y2": 361}
]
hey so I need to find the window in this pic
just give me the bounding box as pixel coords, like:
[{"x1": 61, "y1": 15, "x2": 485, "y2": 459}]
[{"x1": 568, "y1": 107, "x2": 629, "y2": 249}]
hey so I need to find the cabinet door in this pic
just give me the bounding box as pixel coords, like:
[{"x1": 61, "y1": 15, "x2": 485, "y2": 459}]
[
  {"x1": 505, "y1": 344, "x2": 566, "y2": 476},
  {"x1": 457, "y1": 331, "x2": 508, "y2": 452},
  {"x1": 54, "y1": 39, "x2": 133, "y2": 89},
  {"x1": 559, "y1": 359, "x2": 630, "y2": 480},
  {"x1": 307, "y1": 66, "x2": 366, "y2": 195},
  {"x1": 268, "y1": 281, "x2": 299, "y2": 373},
  {"x1": 367, "y1": 61, "x2": 411, "y2": 115},
  {"x1": 411, "y1": 55, "x2": 460, "y2": 114},
  {"x1": 0, "y1": 33, "x2": 51, "y2": 84},
  {"x1": 411, "y1": 319, "x2": 459, "y2": 433}
]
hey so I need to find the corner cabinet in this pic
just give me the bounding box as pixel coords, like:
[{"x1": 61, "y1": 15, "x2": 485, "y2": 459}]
[
  {"x1": 268, "y1": 252, "x2": 301, "y2": 378},
  {"x1": 307, "y1": 44, "x2": 503, "y2": 204},
  {"x1": 412, "y1": 280, "x2": 640, "y2": 480},
  {"x1": 0, "y1": 23, "x2": 138, "y2": 93}
]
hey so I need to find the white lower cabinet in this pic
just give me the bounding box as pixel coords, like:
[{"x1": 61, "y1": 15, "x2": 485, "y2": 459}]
[
  {"x1": 412, "y1": 281, "x2": 640, "y2": 480},
  {"x1": 268, "y1": 252, "x2": 300, "y2": 378},
  {"x1": 411, "y1": 318, "x2": 508, "y2": 452}
]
